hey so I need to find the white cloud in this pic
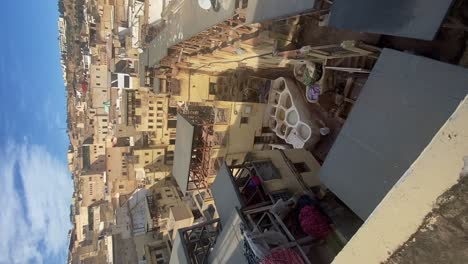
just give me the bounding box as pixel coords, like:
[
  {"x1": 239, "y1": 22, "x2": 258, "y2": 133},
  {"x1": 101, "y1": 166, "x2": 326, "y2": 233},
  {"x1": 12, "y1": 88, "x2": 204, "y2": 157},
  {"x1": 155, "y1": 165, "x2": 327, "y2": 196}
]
[{"x1": 0, "y1": 141, "x2": 73, "y2": 264}]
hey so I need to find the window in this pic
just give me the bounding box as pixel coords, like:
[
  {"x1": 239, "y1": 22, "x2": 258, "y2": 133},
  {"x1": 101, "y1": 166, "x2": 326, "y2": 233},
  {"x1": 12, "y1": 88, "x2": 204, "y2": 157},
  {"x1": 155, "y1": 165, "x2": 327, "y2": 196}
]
[
  {"x1": 149, "y1": 107, "x2": 154, "y2": 111},
  {"x1": 252, "y1": 160, "x2": 280, "y2": 181},
  {"x1": 149, "y1": 119, "x2": 154, "y2": 124},
  {"x1": 167, "y1": 194, "x2": 173, "y2": 198},
  {"x1": 96, "y1": 75, "x2": 100, "y2": 79},
  {"x1": 119, "y1": 185, "x2": 124, "y2": 189},
  {"x1": 96, "y1": 82, "x2": 101, "y2": 86},
  {"x1": 157, "y1": 107, "x2": 163, "y2": 111},
  {"x1": 167, "y1": 120, "x2": 177, "y2": 128},
  {"x1": 149, "y1": 113, "x2": 154, "y2": 117},
  {"x1": 293, "y1": 162, "x2": 310, "y2": 173},
  {"x1": 157, "y1": 113, "x2": 163, "y2": 117},
  {"x1": 261, "y1": 126, "x2": 271, "y2": 133},
  {"x1": 169, "y1": 139, "x2": 176, "y2": 145},
  {"x1": 215, "y1": 108, "x2": 228, "y2": 123},
  {"x1": 168, "y1": 107, "x2": 177, "y2": 116},
  {"x1": 244, "y1": 105, "x2": 253, "y2": 114},
  {"x1": 122, "y1": 172, "x2": 127, "y2": 176},
  {"x1": 213, "y1": 131, "x2": 226, "y2": 146},
  {"x1": 102, "y1": 89, "x2": 106, "y2": 93},
  {"x1": 135, "y1": 116, "x2": 141, "y2": 125},
  {"x1": 124, "y1": 75, "x2": 130, "y2": 88},
  {"x1": 102, "y1": 118, "x2": 107, "y2": 122},
  {"x1": 148, "y1": 125, "x2": 154, "y2": 129},
  {"x1": 156, "y1": 125, "x2": 162, "y2": 129},
  {"x1": 240, "y1": 117, "x2": 249, "y2": 124},
  {"x1": 135, "y1": 99, "x2": 141, "y2": 107},
  {"x1": 209, "y1": 82, "x2": 217, "y2": 95},
  {"x1": 254, "y1": 136, "x2": 270, "y2": 144},
  {"x1": 145, "y1": 161, "x2": 149, "y2": 164}
]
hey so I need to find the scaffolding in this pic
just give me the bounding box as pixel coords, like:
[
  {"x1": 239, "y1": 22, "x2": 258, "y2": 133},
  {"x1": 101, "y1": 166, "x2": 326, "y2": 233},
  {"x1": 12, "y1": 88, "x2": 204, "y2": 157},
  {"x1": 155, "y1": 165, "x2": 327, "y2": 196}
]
[
  {"x1": 179, "y1": 105, "x2": 216, "y2": 192},
  {"x1": 178, "y1": 219, "x2": 221, "y2": 264}
]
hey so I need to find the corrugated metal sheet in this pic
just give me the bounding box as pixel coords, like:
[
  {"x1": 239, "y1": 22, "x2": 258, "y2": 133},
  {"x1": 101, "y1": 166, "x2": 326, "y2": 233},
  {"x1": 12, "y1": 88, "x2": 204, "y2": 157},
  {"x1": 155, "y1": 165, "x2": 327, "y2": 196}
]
[
  {"x1": 211, "y1": 162, "x2": 243, "y2": 227},
  {"x1": 320, "y1": 49, "x2": 468, "y2": 219},
  {"x1": 328, "y1": 0, "x2": 453, "y2": 40},
  {"x1": 208, "y1": 210, "x2": 247, "y2": 264},
  {"x1": 172, "y1": 114, "x2": 195, "y2": 194}
]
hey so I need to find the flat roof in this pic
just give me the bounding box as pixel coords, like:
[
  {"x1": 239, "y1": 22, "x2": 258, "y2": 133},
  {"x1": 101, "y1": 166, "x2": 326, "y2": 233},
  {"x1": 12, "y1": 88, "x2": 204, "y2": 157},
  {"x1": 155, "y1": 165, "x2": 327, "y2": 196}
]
[
  {"x1": 172, "y1": 114, "x2": 195, "y2": 195},
  {"x1": 319, "y1": 49, "x2": 468, "y2": 220},
  {"x1": 328, "y1": 0, "x2": 453, "y2": 40}
]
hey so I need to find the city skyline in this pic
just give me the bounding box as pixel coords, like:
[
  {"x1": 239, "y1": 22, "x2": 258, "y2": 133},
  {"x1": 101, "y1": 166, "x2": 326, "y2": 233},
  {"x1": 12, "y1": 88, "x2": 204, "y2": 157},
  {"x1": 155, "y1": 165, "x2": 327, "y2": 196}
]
[{"x1": 0, "y1": 1, "x2": 72, "y2": 264}]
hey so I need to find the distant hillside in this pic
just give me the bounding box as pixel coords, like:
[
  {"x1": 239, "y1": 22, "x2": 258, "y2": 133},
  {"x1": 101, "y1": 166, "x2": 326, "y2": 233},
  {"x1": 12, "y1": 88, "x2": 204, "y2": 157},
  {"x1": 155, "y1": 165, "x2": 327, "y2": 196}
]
[{"x1": 59, "y1": 0, "x2": 85, "y2": 137}]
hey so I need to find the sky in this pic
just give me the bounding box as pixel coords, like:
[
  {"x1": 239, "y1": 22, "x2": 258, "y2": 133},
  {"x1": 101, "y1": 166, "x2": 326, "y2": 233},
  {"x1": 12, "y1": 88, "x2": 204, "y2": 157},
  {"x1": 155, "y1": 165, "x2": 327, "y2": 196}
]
[{"x1": 0, "y1": 1, "x2": 73, "y2": 264}]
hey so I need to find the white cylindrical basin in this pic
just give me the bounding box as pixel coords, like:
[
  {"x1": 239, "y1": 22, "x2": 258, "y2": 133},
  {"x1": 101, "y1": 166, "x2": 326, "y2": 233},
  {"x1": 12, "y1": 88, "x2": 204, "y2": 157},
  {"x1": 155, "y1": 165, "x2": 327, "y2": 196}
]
[{"x1": 286, "y1": 109, "x2": 299, "y2": 126}]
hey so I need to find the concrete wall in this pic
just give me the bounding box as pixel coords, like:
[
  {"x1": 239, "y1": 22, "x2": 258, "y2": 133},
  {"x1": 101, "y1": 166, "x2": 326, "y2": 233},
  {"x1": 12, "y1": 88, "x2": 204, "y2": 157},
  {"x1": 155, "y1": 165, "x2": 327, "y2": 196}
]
[
  {"x1": 204, "y1": 101, "x2": 267, "y2": 178},
  {"x1": 80, "y1": 173, "x2": 106, "y2": 207},
  {"x1": 90, "y1": 75, "x2": 110, "y2": 109},
  {"x1": 333, "y1": 97, "x2": 468, "y2": 263},
  {"x1": 134, "y1": 88, "x2": 171, "y2": 147},
  {"x1": 250, "y1": 149, "x2": 321, "y2": 194}
]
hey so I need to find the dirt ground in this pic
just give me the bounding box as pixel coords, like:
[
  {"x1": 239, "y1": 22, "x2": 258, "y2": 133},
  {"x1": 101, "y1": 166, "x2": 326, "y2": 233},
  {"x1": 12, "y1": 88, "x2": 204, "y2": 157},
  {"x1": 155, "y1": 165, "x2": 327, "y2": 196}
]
[{"x1": 385, "y1": 173, "x2": 468, "y2": 264}]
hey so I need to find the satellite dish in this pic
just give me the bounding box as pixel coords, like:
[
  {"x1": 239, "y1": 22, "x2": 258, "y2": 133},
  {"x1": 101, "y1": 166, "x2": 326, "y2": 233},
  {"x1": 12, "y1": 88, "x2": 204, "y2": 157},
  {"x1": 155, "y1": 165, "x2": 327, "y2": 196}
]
[{"x1": 198, "y1": 0, "x2": 211, "y2": 10}]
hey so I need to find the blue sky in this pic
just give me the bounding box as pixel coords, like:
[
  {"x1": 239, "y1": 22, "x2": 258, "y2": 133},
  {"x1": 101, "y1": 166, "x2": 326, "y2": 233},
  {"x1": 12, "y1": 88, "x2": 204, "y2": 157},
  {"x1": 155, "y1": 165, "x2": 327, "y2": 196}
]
[{"x1": 0, "y1": 1, "x2": 73, "y2": 264}]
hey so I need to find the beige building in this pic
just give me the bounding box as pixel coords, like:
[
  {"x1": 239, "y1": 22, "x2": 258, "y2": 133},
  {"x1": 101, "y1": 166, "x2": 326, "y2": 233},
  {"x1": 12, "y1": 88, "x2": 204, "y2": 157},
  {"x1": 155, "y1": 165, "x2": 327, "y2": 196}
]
[
  {"x1": 94, "y1": 114, "x2": 110, "y2": 144},
  {"x1": 133, "y1": 146, "x2": 172, "y2": 186},
  {"x1": 98, "y1": 4, "x2": 114, "y2": 40},
  {"x1": 169, "y1": 70, "x2": 214, "y2": 103},
  {"x1": 90, "y1": 43, "x2": 108, "y2": 66},
  {"x1": 146, "y1": 179, "x2": 193, "y2": 239},
  {"x1": 80, "y1": 173, "x2": 106, "y2": 207},
  {"x1": 105, "y1": 146, "x2": 137, "y2": 206},
  {"x1": 134, "y1": 88, "x2": 176, "y2": 145},
  {"x1": 81, "y1": 143, "x2": 106, "y2": 175},
  {"x1": 68, "y1": 147, "x2": 75, "y2": 172},
  {"x1": 172, "y1": 100, "x2": 269, "y2": 197},
  {"x1": 112, "y1": 180, "x2": 193, "y2": 264},
  {"x1": 90, "y1": 64, "x2": 110, "y2": 109},
  {"x1": 169, "y1": 148, "x2": 322, "y2": 264}
]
